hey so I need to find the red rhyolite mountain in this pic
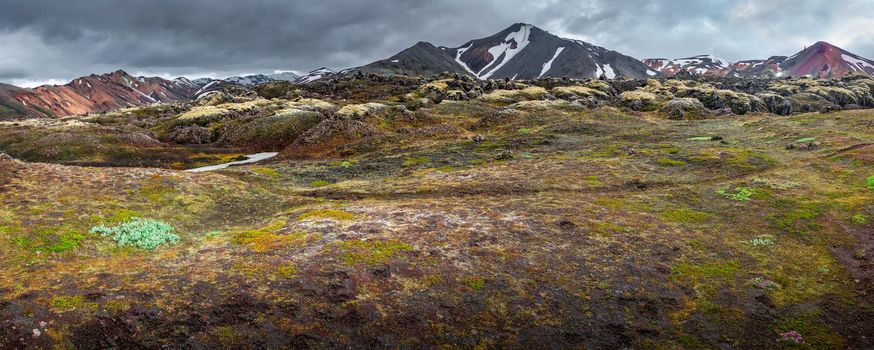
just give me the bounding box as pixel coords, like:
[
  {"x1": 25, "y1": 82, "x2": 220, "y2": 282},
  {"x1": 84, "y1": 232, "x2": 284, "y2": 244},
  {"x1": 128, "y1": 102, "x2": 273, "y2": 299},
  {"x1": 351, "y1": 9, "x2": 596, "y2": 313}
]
[
  {"x1": 781, "y1": 41, "x2": 874, "y2": 78},
  {"x1": 0, "y1": 70, "x2": 201, "y2": 119}
]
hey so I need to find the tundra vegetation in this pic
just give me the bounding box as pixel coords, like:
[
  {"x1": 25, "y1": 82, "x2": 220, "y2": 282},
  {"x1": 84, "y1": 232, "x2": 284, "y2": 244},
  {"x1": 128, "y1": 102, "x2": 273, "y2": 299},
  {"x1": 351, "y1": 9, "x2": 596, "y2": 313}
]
[{"x1": 1, "y1": 72, "x2": 873, "y2": 349}]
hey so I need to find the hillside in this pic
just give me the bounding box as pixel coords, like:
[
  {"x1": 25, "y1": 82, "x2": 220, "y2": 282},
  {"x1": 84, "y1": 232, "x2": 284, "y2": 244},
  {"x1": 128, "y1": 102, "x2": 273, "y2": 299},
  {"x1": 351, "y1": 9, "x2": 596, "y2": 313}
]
[{"x1": 1, "y1": 74, "x2": 873, "y2": 348}]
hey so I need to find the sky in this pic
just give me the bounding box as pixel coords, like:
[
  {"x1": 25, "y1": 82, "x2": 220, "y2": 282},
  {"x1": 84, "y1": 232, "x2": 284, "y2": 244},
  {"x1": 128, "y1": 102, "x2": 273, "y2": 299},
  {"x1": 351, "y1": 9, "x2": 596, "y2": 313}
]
[{"x1": 2, "y1": 0, "x2": 874, "y2": 87}]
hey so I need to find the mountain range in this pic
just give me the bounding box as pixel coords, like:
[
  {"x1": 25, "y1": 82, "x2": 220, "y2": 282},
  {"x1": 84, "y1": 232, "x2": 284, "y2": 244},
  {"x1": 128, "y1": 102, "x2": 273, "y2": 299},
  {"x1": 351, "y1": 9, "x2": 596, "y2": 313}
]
[
  {"x1": 643, "y1": 41, "x2": 874, "y2": 78},
  {"x1": 2, "y1": 23, "x2": 874, "y2": 120}
]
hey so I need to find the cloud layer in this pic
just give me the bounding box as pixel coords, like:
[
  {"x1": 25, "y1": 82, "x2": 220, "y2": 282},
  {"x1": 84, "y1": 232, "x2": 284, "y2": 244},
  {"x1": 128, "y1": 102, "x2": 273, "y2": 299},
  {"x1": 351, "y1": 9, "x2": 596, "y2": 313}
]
[{"x1": 2, "y1": 0, "x2": 873, "y2": 86}]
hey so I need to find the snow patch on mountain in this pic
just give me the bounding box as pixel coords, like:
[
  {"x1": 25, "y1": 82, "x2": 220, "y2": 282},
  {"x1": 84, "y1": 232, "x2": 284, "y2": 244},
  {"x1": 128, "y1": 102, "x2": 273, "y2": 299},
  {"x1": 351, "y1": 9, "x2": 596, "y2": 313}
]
[
  {"x1": 603, "y1": 64, "x2": 616, "y2": 79},
  {"x1": 194, "y1": 81, "x2": 220, "y2": 96},
  {"x1": 296, "y1": 68, "x2": 335, "y2": 84},
  {"x1": 454, "y1": 45, "x2": 478, "y2": 76},
  {"x1": 478, "y1": 24, "x2": 533, "y2": 79},
  {"x1": 842, "y1": 54, "x2": 874, "y2": 72},
  {"x1": 539, "y1": 47, "x2": 565, "y2": 78}
]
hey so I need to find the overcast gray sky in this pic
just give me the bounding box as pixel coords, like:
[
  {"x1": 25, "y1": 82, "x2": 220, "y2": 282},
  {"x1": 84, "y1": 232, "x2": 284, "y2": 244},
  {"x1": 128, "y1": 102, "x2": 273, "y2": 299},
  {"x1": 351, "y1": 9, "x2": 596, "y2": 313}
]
[{"x1": 2, "y1": 0, "x2": 874, "y2": 87}]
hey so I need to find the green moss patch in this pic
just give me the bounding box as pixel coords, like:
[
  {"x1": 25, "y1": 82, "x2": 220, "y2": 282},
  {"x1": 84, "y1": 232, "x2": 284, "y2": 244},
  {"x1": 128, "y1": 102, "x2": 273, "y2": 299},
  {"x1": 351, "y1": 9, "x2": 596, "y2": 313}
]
[
  {"x1": 768, "y1": 200, "x2": 826, "y2": 236},
  {"x1": 309, "y1": 180, "x2": 330, "y2": 187},
  {"x1": 231, "y1": 220, "x2": 312, "y2": 253},
  {"x1": 657, "y1": 158, "x2": 687, "y2": 167},
  {"x1": 298, "y1": 209, "x2": 355, "y2": 221},
  {"x1": 660, "y1": 207, "x2": 713, "y2": 224},
  {"x1": 335, "y1": 239, "x2": 412, "y2": 266},
  {"x1": 402, "y1": 156, "x2": 431, "y2": 167},
  {"x1": 14, "y1": 225, "x2": 88, "y2": 253},
  {"x1": 50, "y1": 295, "x2": 98, "y2": 312},
  {"x1": 716, "y1": 187, "x2": 755, "y2": 201},
  {"x1": 252, "y1": 167, "x2": 279, "y2": 177}
]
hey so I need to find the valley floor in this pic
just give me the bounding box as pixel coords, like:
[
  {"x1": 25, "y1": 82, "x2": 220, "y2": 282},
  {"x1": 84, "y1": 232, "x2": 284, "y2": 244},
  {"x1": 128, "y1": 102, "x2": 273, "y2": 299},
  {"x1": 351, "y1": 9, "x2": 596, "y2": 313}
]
[{"x1": 1, "y1": 101, "x2": 873, "y2": 349}]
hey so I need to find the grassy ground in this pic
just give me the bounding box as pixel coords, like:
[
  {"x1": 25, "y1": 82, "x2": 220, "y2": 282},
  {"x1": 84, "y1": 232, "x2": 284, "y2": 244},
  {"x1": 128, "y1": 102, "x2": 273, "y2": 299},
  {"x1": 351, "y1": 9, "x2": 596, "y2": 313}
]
[{"x1": 1, "y1": 94, "x2": 873, "y2": 348}]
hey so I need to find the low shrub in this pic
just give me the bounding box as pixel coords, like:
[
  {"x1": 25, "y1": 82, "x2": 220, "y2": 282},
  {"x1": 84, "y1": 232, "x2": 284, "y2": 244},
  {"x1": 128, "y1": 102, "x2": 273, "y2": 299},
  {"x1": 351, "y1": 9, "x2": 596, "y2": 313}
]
[
  {"x1": 90, "y1": 218, "x2": 179, "y2": 250},
  {"x1": 746, "y1": 234, "x2": 776, "y2": 247},
  {"x1": 717, "y1": 187, "x2": 756, "y2": 201}
]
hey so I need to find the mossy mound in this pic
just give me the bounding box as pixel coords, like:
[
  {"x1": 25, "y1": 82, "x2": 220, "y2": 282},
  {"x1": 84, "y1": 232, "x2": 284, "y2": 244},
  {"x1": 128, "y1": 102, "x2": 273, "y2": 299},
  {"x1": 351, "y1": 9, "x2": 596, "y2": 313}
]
[
  {"x1": 661, "y1": 98, "x2": 709, "y2": 119},
  {"x1": 281, "y1": 118, "x2": 380, "y2": 158},
  {"x1": 552, "y1": 86, "x2": 610, "y2": 101},
  {"x1": 165, "y1": 125, "x2": 213, "y2": 145},
  {"x1": 480, "y1": 87, "x2": 548, "y2": 104},
  {"x1": 219, "y1": 110, "x2": 325, "y2": 150},
  {"x1": 335, "y1": 102, "x2": 390, "y2": 119},
  {"x1": 620, "y1": 91, "x2": 660, "y2": 111}
]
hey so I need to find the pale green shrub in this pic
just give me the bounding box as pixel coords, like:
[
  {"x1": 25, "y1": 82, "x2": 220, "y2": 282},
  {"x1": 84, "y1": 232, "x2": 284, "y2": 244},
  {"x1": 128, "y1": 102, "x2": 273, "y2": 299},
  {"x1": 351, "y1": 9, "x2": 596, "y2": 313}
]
[{"x1": 91, "y1": 218, "x2": 179, "y2": 250}]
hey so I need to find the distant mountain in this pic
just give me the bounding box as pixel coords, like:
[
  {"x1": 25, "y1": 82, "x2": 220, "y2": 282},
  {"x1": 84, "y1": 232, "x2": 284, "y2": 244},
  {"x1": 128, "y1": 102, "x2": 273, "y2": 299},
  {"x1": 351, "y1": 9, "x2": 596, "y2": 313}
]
[
  {"x1": 644, "y1": 42, "x2": 874, "y2": 78},
  {"x1": 354, "y1": 23, "x2": 658, "y2": 80},
  {"x1": 295, "y1": 68, "x2": 336, "y2": 84},
  {"x1": 224, "y1": 71, "x2": 300, "y2": 86},
  {"x1": 224, "y1": 74, "x2": 275, "y2": 86},
  {"x1": 643, "y1": 55, "x2": 731, "y2": 77},
  {"x1": 729, "y1": 56, "x2": 787, "y2": 78},
  {"x1": 267, "y1": 71, "x2": 301, "y2": 82}
]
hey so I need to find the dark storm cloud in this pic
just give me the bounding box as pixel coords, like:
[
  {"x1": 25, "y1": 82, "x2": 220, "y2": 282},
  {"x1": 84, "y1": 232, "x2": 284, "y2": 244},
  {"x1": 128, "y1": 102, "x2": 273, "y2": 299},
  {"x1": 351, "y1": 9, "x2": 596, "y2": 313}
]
[{"x1": 1, "y1": 0, "x2": 873, "y2": 86}]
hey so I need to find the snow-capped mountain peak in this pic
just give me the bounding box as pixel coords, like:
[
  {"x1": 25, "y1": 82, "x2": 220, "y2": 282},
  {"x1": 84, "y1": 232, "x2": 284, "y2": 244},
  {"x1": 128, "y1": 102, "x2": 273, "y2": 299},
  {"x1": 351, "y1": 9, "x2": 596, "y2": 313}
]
[
  {"x1": 266, "y1": 71, "x2": 301, "y2": 82},
  {"x1": 643, "y1": 54, "x2": 732, "y2": 76},
  {"x1": 295, "y1": 68, "x2": 336, "y2": 84},
  {"x1": 355, "y1": 23, "x2": 656, "y2": 80}
]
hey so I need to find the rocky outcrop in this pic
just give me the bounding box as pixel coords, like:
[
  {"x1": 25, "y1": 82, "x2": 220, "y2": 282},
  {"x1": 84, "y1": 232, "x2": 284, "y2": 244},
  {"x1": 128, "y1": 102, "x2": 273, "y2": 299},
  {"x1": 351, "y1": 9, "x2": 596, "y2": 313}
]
[{"x1": 166, "y1": 126, "x2": 213, "y2": 145}]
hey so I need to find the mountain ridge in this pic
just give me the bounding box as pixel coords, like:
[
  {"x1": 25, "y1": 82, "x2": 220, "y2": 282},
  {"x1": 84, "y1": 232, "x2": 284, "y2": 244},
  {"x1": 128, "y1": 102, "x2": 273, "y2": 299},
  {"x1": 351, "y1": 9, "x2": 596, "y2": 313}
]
[{"x1": 643, "y1": 41, "x2": 874, "y2": 78}]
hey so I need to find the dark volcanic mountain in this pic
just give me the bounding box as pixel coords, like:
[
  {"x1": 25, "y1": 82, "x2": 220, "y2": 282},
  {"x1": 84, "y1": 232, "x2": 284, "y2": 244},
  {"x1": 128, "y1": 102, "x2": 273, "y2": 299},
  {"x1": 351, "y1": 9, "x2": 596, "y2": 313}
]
[
  {"x1": 358, "y1": 42, "x2": 471, "y2": 77},
  {"x1": 357, "y1": 23, "x2": 658, "y2": 80}
]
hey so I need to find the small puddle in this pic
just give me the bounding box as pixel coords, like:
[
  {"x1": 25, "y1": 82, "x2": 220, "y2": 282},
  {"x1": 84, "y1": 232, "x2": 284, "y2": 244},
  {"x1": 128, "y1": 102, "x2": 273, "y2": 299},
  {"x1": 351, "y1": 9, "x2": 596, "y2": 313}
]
[{"x1": 185, "y1": 152, "x2": 279, "y2": 172}]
